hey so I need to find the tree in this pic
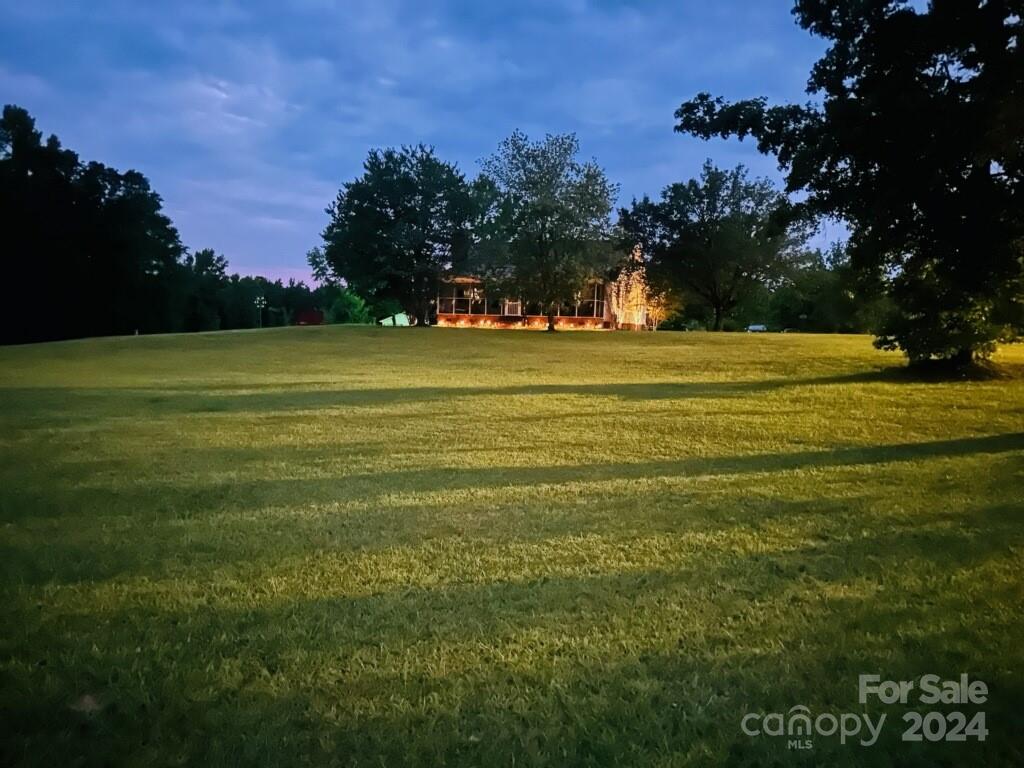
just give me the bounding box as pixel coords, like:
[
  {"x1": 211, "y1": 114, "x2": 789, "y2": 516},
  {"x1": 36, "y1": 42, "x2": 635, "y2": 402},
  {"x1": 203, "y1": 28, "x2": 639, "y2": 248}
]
[
  {"x1": 306, "y1": 246, "x2": 332, "y2": 284},
  {"x1": 477, "y1": 131, "x2": 618, "y2": 331},
  {"x1": 762, "y1": 244, "x2": 894, "y2": 333},
  {"x1": 0, "y1": 104, "x2": 184, "y2": 343},
  {"x1": 674, "y1": 1, "x2": 1024, "y2": 367},
  {"x1": 324, "y1": 287, "x2": 373, "y2": 324},
  {"x1": 620, "y1": 161, "x2": 803, "y2": 330},
  {"x1": 217, "y1": 275, "x2": 263, "y2": 330},
  {"x1": 183, "y1": 248, "x2": 228, "y2": 331},
  {"x1": 320, "y1": 145, "x2": 475, "y2": 326}
]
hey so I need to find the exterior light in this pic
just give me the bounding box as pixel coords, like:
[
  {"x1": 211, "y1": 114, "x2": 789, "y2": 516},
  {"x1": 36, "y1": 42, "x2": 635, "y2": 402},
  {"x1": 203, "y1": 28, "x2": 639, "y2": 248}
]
[{"x1": 254, "y1": 295, "x2": 267, "y2": 329}]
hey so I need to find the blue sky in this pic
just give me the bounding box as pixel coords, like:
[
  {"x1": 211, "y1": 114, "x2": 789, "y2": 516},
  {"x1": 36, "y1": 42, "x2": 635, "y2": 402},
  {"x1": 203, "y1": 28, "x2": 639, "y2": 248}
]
[{"x1": 1, "y1": 1, "x2": 837, "y2": 283}]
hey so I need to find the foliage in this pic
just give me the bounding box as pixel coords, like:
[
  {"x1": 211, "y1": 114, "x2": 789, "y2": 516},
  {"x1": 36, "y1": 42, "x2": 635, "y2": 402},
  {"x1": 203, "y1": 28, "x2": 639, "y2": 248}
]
[
  {"x1": 764, "y1": 245, "x2": 863, "y2": 332},
  {"x1": 306, "y1": 246, "x2": 332, "y2": 285},
  {"x1": 644, "y1": 290, "x2": 683, "y2": 330},
  {"x1": 2, "y1": 329, "x2": 1023, "y2": 765},
  {"x1": 620, "y1": 161, "x2": 805, "y2": 330},
  {"x1": 324, "y1": 287, "x2": 373, "y2": 324},
  {"x1": 0, "y1": 105, "x2": 340, "y2": 342},
  {"x1": 216, "y1": 275, "x2": 328, "y2": 329},
  {"x1": 183, "y1": 248, "x2": 229, "y2": 331},
  {"x1": 0, "y1": 105, "x2": 185, "y2": 343},
  {"x1": 321, "y1": 145, "x2": 476, "y2": 325},
  {"x1": 674, "y1": 1, "x2": 1024, "y2": 365},
  {"x1": 476, "y1": 131, "x2": 619, "y2": 330}
]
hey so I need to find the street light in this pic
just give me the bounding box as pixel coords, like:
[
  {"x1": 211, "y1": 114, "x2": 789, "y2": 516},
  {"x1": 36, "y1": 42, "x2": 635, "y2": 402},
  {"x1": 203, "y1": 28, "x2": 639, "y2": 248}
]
[{"x1": 254, "y1": 295, "x2": 267, "y2": 329}]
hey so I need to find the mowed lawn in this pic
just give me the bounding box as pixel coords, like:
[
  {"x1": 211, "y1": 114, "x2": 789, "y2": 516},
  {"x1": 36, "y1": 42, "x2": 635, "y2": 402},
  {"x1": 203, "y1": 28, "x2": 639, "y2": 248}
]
[{"x1": 1, "y1": 328, "x2": 1023, "y2": 767}]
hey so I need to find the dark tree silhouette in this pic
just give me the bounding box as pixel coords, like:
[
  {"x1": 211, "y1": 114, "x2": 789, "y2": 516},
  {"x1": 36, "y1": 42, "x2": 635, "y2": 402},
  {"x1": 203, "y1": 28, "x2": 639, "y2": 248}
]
[
  {"x1": 1, "y1": 105, "x2": 184, "y2": 343},
  {"x1": 674, "y1": 1, "x2": 1023, "y2": 366}
]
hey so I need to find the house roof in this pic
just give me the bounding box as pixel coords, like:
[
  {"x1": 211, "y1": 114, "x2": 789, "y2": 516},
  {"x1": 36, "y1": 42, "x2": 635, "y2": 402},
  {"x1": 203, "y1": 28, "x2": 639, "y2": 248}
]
[{"x1": 443, "y1": 274, "x2": 606, "y2": 286}]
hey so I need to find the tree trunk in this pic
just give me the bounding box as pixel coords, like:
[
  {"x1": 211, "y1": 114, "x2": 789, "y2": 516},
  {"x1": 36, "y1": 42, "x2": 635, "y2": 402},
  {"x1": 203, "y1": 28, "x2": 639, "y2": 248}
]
[
  {"x1": 546, "y1": 309, "x2": 557, "y2": 332},
  {"x1": 411, "y1": 296, "x2": 430, "y2": 327},
  {"x1": 950, "y1": 348, "x2": 975, "y2": 368},
  {"x1": 712, "y1": 306, "x2": 724, "y2": 331},
  {"x1": 909, "y1": 347, "x2": 978, "y2": 374}
]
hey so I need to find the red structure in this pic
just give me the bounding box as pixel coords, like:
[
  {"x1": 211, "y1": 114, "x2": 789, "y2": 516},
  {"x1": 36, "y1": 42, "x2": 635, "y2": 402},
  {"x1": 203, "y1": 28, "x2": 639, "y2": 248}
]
[{"x1": 294, "y1": 309, "x2": 324, "y2": 326}]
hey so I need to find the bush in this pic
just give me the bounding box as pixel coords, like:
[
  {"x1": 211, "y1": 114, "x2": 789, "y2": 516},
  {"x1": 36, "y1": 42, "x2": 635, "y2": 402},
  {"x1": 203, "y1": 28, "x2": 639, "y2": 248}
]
[{"x1": 326, "y1": 289, "x2": 373, "y2": 324}]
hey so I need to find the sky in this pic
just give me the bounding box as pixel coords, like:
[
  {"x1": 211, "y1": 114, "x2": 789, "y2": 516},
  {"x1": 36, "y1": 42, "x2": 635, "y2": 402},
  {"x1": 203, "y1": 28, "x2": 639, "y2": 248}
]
[{"x1": 0, "y1": 0, "x2": 838, "y2": 283}]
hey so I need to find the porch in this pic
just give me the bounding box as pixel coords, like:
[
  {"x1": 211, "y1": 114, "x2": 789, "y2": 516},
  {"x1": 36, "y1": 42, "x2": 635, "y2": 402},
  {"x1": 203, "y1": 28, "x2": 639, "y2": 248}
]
[{"x1": 434, "y1": 278, "x2": 610, "y2": 329}]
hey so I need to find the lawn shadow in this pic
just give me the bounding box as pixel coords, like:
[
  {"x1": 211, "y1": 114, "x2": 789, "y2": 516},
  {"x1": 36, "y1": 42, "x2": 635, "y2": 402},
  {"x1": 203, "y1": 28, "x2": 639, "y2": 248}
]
[
  {"x1": 4, "y1": 430, "x2": 1022, "y2": 524},
  {"x1": 5, "y1": 508, "x2": 1022, "y2": 766},
  {"x1": 0, "y1": 368, "x2": 925, "y2": 421},
  {"x1": 88, "y1": 430, "x2": 1024, "y2": 508}
]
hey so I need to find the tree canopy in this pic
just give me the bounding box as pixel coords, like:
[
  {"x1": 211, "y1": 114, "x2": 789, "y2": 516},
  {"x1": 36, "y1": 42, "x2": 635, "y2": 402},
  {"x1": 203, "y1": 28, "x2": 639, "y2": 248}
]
[
  {"x1": 320, "y1": 145, "x2": 477, "y2": 326},
  {"x1": 674, "y1": 0, "x2": 1024, "y2": 366},
  {"x1": 620, "y1": 161, "x2": 804, "y2": 330},
  {"x1": 476, "y1": 131, "x2": 619, "y2": 330},
  {"x1": 1, "y1": 105, "x2": 185, "y2": 343},
  {"x1": 0, "y1": 104, "x2": 374, "y2": 342}
]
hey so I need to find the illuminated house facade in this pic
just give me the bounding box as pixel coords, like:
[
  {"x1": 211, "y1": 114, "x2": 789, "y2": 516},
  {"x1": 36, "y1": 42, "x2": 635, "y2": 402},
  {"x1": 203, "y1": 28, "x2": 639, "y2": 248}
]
[{"x1": 434, "y1": 266, "x2": 652, "y2": 330}]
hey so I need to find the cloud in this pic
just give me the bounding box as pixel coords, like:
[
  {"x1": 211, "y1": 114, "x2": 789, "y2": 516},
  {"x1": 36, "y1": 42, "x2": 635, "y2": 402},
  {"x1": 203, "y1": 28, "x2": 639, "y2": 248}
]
[
  {"x1": 0, "y1": 67, "x2": 52, "y2": 102},
  {"x1": 0, "y1": 0, "x2": 827, "y2": 277},
  {"x1": 559, "y1": 78, "x2": 674, "y2": 131}
]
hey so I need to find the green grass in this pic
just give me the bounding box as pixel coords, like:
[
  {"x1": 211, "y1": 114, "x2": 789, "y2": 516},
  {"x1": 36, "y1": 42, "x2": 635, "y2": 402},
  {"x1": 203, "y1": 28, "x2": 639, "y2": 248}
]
[{"x1": 1, "y1": 327, "x2": 1023, "y2": 767}]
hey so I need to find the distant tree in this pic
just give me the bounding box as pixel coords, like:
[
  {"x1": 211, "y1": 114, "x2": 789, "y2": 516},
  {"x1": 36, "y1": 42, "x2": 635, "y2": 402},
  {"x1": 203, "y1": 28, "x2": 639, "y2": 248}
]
[
  {"x1": 217, "y1": 275, "x2": 304, "y2": 330},
  {"x1": 280, "y1": 279, "x2": 317, "y2": 318},
  {"x1": 646, "y1": 290, "x2": 684, "y2": 330},
  {"x1": 217, "y1": 275, "x2": 258, "y2": 329},
  {"x1": 620, "y1": 161, "x2": 803, "y2": 330},
  {"x1": 320, "y1": 146, "x2": 475, "y2": 326},
  {"x1": 476, "y1": 131, "x2": 618, "y2": 331},
  {"x1": 760, "y1": 244, "x2": 893, "y2": 333},
  {"x1": 674, "y1": 1, "x2": 1024, "y2": 367},
  {"x1": 306, "y1": 246, "x2": 332, "y2": 285},
  {"x1": 183, "y1": 248, "x2": 228, "y2": 331}
]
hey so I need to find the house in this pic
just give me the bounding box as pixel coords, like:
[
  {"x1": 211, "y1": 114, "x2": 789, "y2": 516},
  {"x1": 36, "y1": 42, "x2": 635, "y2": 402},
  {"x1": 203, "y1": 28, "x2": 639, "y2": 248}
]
[
  {"x1": 434, "y1": 276, "x2": 610, "y2": 329},
  {"x1": 434, "y1": 252, "x2": 654, "y2": 331}
]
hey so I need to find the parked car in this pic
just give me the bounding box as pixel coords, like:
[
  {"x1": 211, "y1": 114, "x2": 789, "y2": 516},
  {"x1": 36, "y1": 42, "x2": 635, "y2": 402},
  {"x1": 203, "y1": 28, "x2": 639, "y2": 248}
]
[{"x1": 746, "y1": 324, "x2": 768, "y2": 333}]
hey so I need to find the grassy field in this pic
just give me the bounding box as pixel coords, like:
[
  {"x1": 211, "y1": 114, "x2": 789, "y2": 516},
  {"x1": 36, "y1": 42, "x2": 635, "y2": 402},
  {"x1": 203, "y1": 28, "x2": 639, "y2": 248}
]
[{"x1": 1, "y1": 327, "x2": 1022, "y2": 766}]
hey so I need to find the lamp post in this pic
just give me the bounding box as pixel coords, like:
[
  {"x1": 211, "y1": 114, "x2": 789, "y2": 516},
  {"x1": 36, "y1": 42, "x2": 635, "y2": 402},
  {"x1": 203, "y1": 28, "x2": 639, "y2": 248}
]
[{"x1": 254, "y1": 295, "x2": 267, "y2": 329}]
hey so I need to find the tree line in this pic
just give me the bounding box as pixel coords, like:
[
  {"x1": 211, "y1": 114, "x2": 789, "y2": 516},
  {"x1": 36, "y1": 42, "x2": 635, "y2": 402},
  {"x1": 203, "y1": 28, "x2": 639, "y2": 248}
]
[
  {"x1": 0, "y1": 105, "x2": 377, "y2": 345},
  {"x1": 312, "y1": 136, "x2": 893, "y2": 337},
  {"x1": 313, "y1": 134, "x2": 871, "y2": 335}
]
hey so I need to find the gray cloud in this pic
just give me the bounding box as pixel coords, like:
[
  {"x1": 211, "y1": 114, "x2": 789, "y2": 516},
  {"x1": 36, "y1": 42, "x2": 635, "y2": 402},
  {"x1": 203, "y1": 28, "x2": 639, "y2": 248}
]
[{"x1": 0, "y1": 0, "x2": 829, "y2": 279}]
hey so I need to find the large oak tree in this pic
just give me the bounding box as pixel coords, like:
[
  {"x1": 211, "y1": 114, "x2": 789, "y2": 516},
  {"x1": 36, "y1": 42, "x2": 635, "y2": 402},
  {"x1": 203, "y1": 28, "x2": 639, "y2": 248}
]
[
  {"x1": 320, "y1": 145, "x2": 475, "y2": 326},
  {"x1": 675, "y1": 0, "x2": 1023, "y2": 366}
]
